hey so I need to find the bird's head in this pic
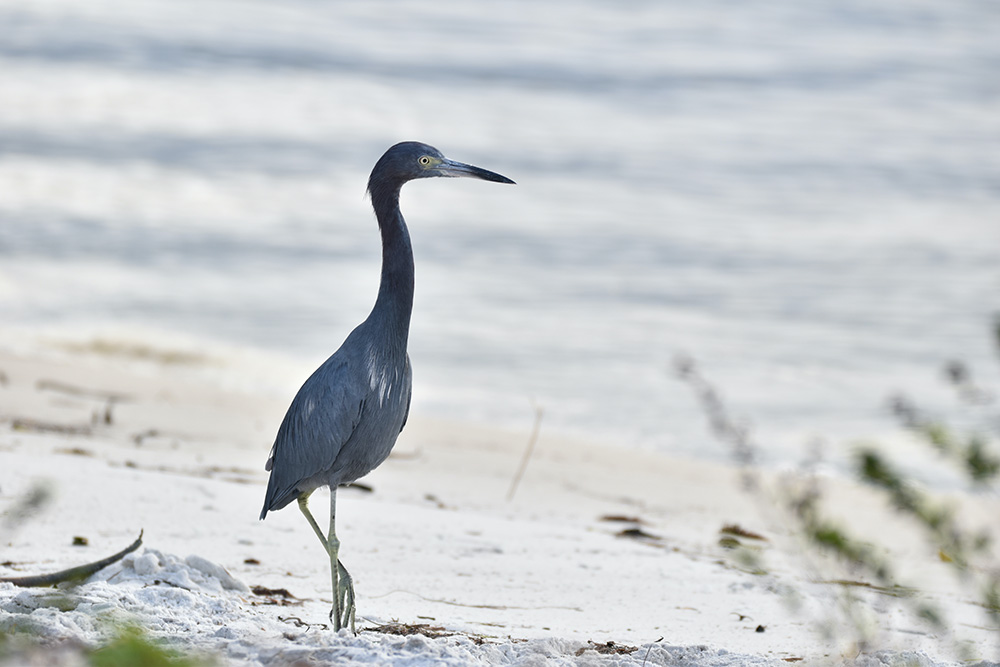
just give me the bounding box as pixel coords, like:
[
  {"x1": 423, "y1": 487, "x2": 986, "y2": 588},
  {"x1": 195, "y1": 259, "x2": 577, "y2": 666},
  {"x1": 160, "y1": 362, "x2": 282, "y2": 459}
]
[{"x1": 367, "y1": 142, "x2": 514, "y2": 202}]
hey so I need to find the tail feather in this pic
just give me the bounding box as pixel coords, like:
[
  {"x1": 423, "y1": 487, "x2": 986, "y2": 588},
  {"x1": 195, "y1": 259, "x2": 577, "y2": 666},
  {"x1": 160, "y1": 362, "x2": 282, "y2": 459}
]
[{"x1": 259, "y1": 476, "x2": 298, "y2": 520}]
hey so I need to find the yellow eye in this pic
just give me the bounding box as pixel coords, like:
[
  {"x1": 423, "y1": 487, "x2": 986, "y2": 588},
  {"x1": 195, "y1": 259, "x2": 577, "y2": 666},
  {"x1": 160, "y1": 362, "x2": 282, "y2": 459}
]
[{"x1": 418, "y1": 156, "x2": 431, "y2": 166}]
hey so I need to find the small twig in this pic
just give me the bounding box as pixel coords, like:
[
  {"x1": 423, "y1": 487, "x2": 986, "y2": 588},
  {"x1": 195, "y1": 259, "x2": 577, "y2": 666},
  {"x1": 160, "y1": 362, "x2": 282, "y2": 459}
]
[
  {"x1": 278, "y1": 615, "x2": 326, "y2": 631},
  {"x1": 35, "y1": 379, "x2": 131, "y2": 402},
  {"x1": 11, "y1": 419, "x2": 92, "y2": 436},
  {"x1": 507, "y1": 404, "x2": 544, "y2": 501},
  {"x1": 642, "y1": 636, "x2": 664, "y2": 667},
  {"x1": 0, "y1": 530, "x2": 143, "y2": 587}
]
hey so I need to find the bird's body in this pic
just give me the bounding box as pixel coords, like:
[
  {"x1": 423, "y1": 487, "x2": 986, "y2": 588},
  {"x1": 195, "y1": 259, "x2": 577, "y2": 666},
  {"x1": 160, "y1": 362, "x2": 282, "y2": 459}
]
[
  {"x1": 260, "y1": 193, "x2": 414, "y2": 517},
  {"x1": 259, "y1": 331, "x2": 412, "y2": 515},
  {"x1": 259, "y1": 141, "x2": 513, "y2": 631}
]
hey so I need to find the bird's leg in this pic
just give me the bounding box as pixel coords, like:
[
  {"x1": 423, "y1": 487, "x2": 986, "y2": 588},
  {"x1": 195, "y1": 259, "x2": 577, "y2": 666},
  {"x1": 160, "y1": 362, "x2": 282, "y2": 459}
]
[
  {"x1": 296, "y1": 493, "x2": 354, "y2": 632},
  {"x1": 326, "y1": 487, "x2": 356, "y2": 633},
  {"x1": 297, "y1": 493, "x2": 327, "y2": 549}
]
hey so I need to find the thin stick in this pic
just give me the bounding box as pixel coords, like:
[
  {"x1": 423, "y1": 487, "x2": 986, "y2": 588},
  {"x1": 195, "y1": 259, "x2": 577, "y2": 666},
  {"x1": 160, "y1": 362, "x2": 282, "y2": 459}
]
[
  {"x1": 0, "y1": 530, "x2": 144, "y2": 587},
  {"x1": 507, "y1": 405, "x2": 544, "y2": 501}
]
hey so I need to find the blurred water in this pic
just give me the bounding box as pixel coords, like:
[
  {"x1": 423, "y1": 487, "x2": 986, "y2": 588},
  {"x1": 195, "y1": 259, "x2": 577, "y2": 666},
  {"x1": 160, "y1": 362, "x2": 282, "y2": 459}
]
[{"x1": 1, "y1": 0, "x2": 998, "y2": 475}]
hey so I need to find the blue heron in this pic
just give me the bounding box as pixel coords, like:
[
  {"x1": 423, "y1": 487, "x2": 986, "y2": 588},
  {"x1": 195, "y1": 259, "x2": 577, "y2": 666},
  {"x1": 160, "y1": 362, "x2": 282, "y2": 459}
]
[{"x1": 259, "y1": 142, "x2": 514, "y2": 631}]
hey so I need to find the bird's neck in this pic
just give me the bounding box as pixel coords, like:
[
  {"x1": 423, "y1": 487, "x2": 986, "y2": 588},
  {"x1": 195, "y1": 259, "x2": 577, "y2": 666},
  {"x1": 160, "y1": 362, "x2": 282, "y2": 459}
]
[{"x1": 369, "y1": 191, "x2": 414, "y2": 347}]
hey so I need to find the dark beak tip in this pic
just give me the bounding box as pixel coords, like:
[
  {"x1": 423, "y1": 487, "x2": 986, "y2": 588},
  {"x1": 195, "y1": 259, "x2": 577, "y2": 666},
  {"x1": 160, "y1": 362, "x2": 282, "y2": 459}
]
[
  {"x1": 472, "y1": 168, "x2": 515, "y2": 185},
  {"x1": 481, "y1": 169, "x2": 515, "y2": 185},
  {"x1": 444, "y1": 159, "x2": 515, "y2": 185}
]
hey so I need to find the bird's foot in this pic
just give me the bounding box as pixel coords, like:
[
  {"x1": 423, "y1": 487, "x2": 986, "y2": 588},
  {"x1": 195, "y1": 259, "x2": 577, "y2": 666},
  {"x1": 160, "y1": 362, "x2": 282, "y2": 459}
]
[
  {"x1": 328, "y1": 560, "x2": 356, "y2": 633},
  {"x1": 338, "y1": 560, "x2": 356, "y2": 632}
]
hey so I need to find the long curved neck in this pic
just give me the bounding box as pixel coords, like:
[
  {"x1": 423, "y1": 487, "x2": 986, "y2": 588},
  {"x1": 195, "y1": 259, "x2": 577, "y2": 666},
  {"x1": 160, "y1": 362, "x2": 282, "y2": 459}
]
[{"x1": 368, "y1": 186, "x2": 414, "y2": 348}]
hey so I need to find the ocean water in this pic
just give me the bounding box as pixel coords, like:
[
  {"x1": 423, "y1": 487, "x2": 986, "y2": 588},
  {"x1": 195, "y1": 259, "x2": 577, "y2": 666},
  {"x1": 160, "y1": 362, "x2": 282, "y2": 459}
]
[{"x1": 1, "y1": 0, "x2": 998, "y2": 477}]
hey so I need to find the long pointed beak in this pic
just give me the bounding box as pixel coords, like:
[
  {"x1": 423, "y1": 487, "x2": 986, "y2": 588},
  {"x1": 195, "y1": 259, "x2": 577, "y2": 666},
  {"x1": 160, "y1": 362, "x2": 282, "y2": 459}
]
[{"x1": 436, "y1": 158, "x2": 515, "y2": 184}]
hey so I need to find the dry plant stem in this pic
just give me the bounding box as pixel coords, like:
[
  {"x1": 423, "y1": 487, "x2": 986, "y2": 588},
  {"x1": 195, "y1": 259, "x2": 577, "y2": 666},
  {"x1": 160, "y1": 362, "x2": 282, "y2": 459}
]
[
  {"x1": 507, "y1": 405, "x2": 544, "y2": 501},
  {"x1": 0, "y1": 530, "x2": 143, "y2": 587},
  {"x1": 0, "y1": 484, "x2": 52, "y2": 540},
  {"x1": 676, "y1": 353, "x2": 998, "y2": 657},
  {"x1": 674, "y1": 355, "x2": 892, "y2": 649}
]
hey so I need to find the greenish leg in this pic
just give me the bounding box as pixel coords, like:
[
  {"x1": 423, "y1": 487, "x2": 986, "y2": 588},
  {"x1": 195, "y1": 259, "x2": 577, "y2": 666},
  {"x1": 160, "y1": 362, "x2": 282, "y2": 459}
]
[
  {"x1": 297, "y1": 491, "x2": 356, "y2": 633},
  {"x1": 338, "y1": 560, "x2": 355, "y2": 631},
  {"x1": 297, "y1": 492, "x2": 326, "y2": 547}
]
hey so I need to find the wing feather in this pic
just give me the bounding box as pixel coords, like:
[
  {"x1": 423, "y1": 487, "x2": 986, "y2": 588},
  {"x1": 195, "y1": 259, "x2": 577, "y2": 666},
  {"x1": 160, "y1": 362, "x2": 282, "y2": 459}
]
[{"x1": 260, "y1": 353, "x2": 366, "y2": 517}]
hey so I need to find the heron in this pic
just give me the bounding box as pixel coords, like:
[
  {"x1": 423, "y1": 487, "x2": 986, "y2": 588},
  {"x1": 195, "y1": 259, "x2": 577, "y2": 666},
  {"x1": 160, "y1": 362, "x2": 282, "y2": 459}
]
[{"x1": 259, "y1": 141, "x2": 514, "y2": 632}]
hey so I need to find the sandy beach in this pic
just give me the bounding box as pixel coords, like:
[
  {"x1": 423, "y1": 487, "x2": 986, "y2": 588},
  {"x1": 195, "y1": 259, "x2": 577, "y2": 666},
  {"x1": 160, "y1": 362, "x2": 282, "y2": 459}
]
[
  {"x1": 1, "y1": 339, "x2": 997, "y2": 666},
  {"x1": 2, "y1": 0, "x2": 998, "y2": 663}
]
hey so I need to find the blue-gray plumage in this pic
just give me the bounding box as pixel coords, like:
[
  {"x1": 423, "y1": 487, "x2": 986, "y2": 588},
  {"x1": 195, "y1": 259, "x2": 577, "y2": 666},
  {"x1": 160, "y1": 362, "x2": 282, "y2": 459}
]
[{"x1": 260, "y1": 141, "x2": 514, "y2": 632}]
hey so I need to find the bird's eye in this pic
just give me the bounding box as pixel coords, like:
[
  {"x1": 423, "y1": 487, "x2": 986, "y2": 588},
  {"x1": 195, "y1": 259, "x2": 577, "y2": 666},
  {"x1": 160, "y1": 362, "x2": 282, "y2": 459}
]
[{"x1": 418, "y1": 156, "x2": 431, "y2": 166}]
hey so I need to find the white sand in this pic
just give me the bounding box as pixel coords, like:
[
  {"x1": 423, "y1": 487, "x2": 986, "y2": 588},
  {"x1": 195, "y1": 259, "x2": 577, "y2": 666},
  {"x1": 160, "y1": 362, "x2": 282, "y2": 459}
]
[{"x1": 1, "y1": 342, "x2": 998, "y2": 666}]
